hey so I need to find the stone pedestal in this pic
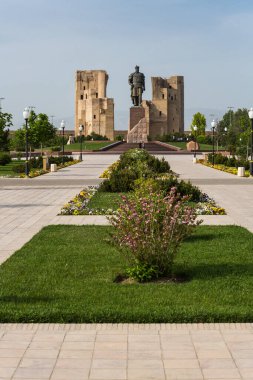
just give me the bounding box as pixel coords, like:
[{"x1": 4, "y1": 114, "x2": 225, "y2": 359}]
[
  {"x1": 43, "y1": 156, "x2": 49, "y2": 171},
  {"x1": 129, "y1": 106, "x2": 145, "y2": 131},
  {"x1": 186, "y1": 140, "x2": 200, "y2": 152}
]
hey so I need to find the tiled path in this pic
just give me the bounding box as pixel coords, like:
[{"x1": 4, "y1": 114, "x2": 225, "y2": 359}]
[
  {"x1": 0, "y1": 324, "x2": 252, "y2": 380},
  {"x1": 163, "y1": 155, "x2": 253, "y2": 233},
  {"x1": 0, "y1": 155, "x2": 118, "y2": 263},
  {"x1": 0, "y1": 153, "x2": 253, "y2": 379}
]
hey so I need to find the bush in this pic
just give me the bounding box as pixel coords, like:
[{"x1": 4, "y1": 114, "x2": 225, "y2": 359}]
[
  {"x1": 100, "y1": 168, "x2": 139, "y2": 192},
  {"x1": 196, "y1": 134, "x2": 211, "y2": 144},
  {"x1": 100, "y1": 149, "x2": 171, "y2": 192},
  {"x1": 49, "y1": 156, "x2": 73, "y2": 165},
  {"x1": 207, "y1": 153, "x2": 250, "y2": 169},
  {"x1": 0, "y1": 153, "x2": 11, "y2": 166},
  {"x1": 12, "y1": 163, "x2": 26, "y2": 173},
  {"x1": 134, "y1": 176, "x2": 202, "y2": 202},
  {"x1": 110, "y1": 188, "x2": 199, "y2": 279}
]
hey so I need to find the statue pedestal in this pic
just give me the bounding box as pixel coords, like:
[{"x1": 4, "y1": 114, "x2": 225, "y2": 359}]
[{"x1": 129, "y1": 106, "x2": 145, "y2": 131}]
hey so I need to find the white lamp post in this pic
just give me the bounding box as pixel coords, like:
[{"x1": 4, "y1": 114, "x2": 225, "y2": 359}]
[
  {"x1": 23, "y1": 107, "x2": 30, "y2": 177},
  {"x1": 193, "y1": 125, "x2": 198, "y2": 158},
  {"x1": 211, "y1": 120, "x2": 217, "y2": 166},
  {"x1": 59, "y1": 120, "x2": 65, "y2": 164}
]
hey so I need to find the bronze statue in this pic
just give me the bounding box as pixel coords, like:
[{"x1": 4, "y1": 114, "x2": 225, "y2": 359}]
[{"x1": 128, "y1": 65, "x2": 145, "y2": 107}]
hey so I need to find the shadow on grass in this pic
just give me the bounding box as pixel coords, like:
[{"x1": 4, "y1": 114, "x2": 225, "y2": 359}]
[
  {"x1": 185, "y1": 233, "x2": 216, "y2": 242},
  {"x1": 185, "y1": 263, "x2": 253, "y2": 280},
  {"x1": 0, "y1": 295, "x2": 56, "y2": 303}
]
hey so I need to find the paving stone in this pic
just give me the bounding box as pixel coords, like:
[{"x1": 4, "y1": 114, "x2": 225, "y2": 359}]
[
  {"x1": 127, "y1": 367, "x2": 165, "y2": 380},
  {"x1": 202, "y1": 368, "x2": 241, "y2": 379},
  {"x1": 89, "y1": 368, "x2": 127, "y2": 379},
  {"x1": 165, "y1": 368, "x2": 203, "y2": 379}
]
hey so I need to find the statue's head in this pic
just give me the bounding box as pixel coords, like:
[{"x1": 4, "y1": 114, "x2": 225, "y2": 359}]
[{"x1": 135, "y1": 65, "x2": 140, "y2": 73}]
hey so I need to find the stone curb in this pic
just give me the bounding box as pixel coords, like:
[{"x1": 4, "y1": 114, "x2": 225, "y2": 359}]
[{"x1": 0, "y1": 323, "x2": 252, "y2": 331}]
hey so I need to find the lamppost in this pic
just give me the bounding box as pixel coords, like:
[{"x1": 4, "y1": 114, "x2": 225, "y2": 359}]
[
  {"x1": 193, "y1": 125, "x2": 198, "y2": 158},
  {"x1": 23, "y1": 107, "x2": 30, "y2": 177},
  {"x1": 79, "y1": 125, "x2": 84, "y2": 160},
  {"x1": 248, "y1": 107, "x2": 253, "y2": 176},
  {"x1": 59, "y1": 120, "x2": 65, "y2": 164},
  {"x1": 211, "y1": 120, "x2": 217, "y2": 166},
  {"x1": 224, "y1": 127, "x2": 227, "y2": 151}
]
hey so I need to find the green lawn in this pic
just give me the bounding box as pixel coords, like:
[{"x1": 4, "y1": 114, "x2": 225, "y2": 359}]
[
  {"x1": 0, "y1": 225, "x2": 252, "y2": 323},
  {"x1": 165, "y1": 142, "x2": 225, "y2": 151},
  {"x1": 0, "y1": 160, "x2": 23, "y2": 177},
  {"x1": 87, "y1": 192, "x2": 126, "y2": 211},
  {"x1": 40, "y1": 141, "x2": 113, "y2": 152}
]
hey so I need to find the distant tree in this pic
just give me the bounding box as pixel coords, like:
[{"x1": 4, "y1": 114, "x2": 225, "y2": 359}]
[
  {"x1": 10, "y1": 128, "x2": 26, "y2": 151},
  {"x1": 11, "y1": 111, "x2": 56, "y2": 151},
  {"x1": 0, "y1": 112, "x2": 12, "y2": 151},
  {"x1": 190, "y1": 112, "x2": 206, "y2": 135},
  {"x1": 218, "y1": 108, "x2": 250, "y2": 154},
  {"x1": 28, "y1": 111, "x2": 56, "y2": 148}
]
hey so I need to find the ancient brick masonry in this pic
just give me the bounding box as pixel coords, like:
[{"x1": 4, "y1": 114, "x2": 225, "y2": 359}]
[{"x1": 75, "y1": 70, "x2": 114, "y2": 140}]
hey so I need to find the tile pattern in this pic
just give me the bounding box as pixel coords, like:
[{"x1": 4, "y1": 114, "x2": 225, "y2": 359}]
[{"x1": 0, "y1": 324, "x2": 251, "y2": 379}]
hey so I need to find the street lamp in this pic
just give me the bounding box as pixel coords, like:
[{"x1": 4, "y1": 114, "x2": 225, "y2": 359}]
[
  {"x1": 224, "y1": 127, "x2": 228, "y2": 151},
  {"x1": 211, "y1": 120, "x2": 217, "y2": 166},
  {"x1": 193, "y1": 125, "x2": 198, "y2": 158},
  {"x1": 23, "y1": 107, "x2": 30, "y2": 177},
  {"x1": 79, "y1": 125, "x2": 84, "y2": 160},
  {"x1": 59, "y1": 120, "x2": 65, "y2": 164},
  {"x1": 248, "y1": 107, "x2": 253, "y2": 175}
]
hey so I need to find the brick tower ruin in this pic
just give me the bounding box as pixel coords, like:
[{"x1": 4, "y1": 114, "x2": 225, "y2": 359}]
[{"x1": 75, "y1": 70, "x2": 114, "y2": 140}]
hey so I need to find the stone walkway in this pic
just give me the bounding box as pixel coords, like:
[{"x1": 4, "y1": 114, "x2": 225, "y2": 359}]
[
  {"x1": 161, "y1": 155, "x2": 253, "y2": 233},
  {"x1": 0, "y1": 323, "x2": 251, "y2": 380},
  {"x1": 0, "y1": 153, "x2": 253, "y2": 379},
  {"x1": 0, "y1": 155, "x2": 118, "y2": 263}
]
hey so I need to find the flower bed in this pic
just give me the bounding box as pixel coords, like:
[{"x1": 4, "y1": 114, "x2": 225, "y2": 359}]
[
  {"x1": 59, "y1": 187, "x2": 118, "y2": 215},
  {"x1": 19, "y1": 160, "x2": 80, "y2": 178},
  {"x1": 60, "y1": 188, "x2": 226, "y2": 216},
  {"x1": 198, "y1": 159, "x2": 250, "y2": 177}
]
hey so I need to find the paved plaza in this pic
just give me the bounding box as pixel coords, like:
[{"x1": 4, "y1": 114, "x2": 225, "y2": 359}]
[
  {"x1": 0, "y1": 153, "x2": 252, "y2": 379},
  {"x1": 0, "y1": 323, "x2": 251, "y2": 380}
]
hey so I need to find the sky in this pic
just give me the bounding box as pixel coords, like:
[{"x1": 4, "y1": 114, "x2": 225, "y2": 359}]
[{"x1": 1, "y1": 0, "x2": 253, "y2": 131}]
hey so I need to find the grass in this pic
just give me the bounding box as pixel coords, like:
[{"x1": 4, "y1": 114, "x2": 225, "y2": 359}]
[
  {"x1": 41, "y1": 141, "x2": 112, "y2": 152},
  {"x1": 165, "y1": 142, "x2": 225, "y2": 151},
  {"x1": 0, "y1": 225, "x2": 252, "y2": 323},
  {"x1": 0, "y1": 160, "x2": 23, "y2": 177},
  {"x1": 87, "y1": 192, "x2": 126, "y2": 211}
]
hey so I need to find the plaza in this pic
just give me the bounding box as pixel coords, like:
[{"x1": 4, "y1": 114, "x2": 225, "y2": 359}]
[{"x1": 0, "y1": 153, "x2": 252, "y2": 379}]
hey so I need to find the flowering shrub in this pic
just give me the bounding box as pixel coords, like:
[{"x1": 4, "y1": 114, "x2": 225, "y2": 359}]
[{"x1": 109, "y1": 188, "x2": 201, "y2": 279}]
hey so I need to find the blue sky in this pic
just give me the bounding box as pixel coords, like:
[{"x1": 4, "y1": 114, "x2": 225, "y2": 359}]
[{"x1": 1, "y1": 0, "x2": 253, "y2": 130}]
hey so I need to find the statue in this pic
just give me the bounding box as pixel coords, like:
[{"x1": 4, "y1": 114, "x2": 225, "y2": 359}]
[{"x1": 128, "y1": 65, "x2": 145, "y2": 107}]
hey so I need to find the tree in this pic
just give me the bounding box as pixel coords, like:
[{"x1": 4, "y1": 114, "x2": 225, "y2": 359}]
[
  {"x1": 218, "y1": 108, "x2": 250, "y2": 154},
  {"x1": 11, "y1": 111, "x2": 56, "y2": 152},
  {"x1": 190, "y1": 112, "x2": 206, "y2": 135},
  {"x1": 0, "y1": 112, "x2": 12, "y2": 151},
  {"x1": 28, "y1": 111, "x2": 56, "y2": 148}
]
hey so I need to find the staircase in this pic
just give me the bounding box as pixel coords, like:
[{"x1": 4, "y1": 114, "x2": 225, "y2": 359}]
[{"x1": 104, "y1": 142, "x2": 178, "y2": 153}]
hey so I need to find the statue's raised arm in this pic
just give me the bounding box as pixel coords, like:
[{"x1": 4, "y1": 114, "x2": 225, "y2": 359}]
[{"x1": 129, "y1": 65, "x2": 145, "y2": 107}]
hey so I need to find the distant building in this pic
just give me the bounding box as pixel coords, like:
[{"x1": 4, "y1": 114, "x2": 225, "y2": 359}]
[{"x1": 75, "y1": 70, "x2": 114, "y2": 140}]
